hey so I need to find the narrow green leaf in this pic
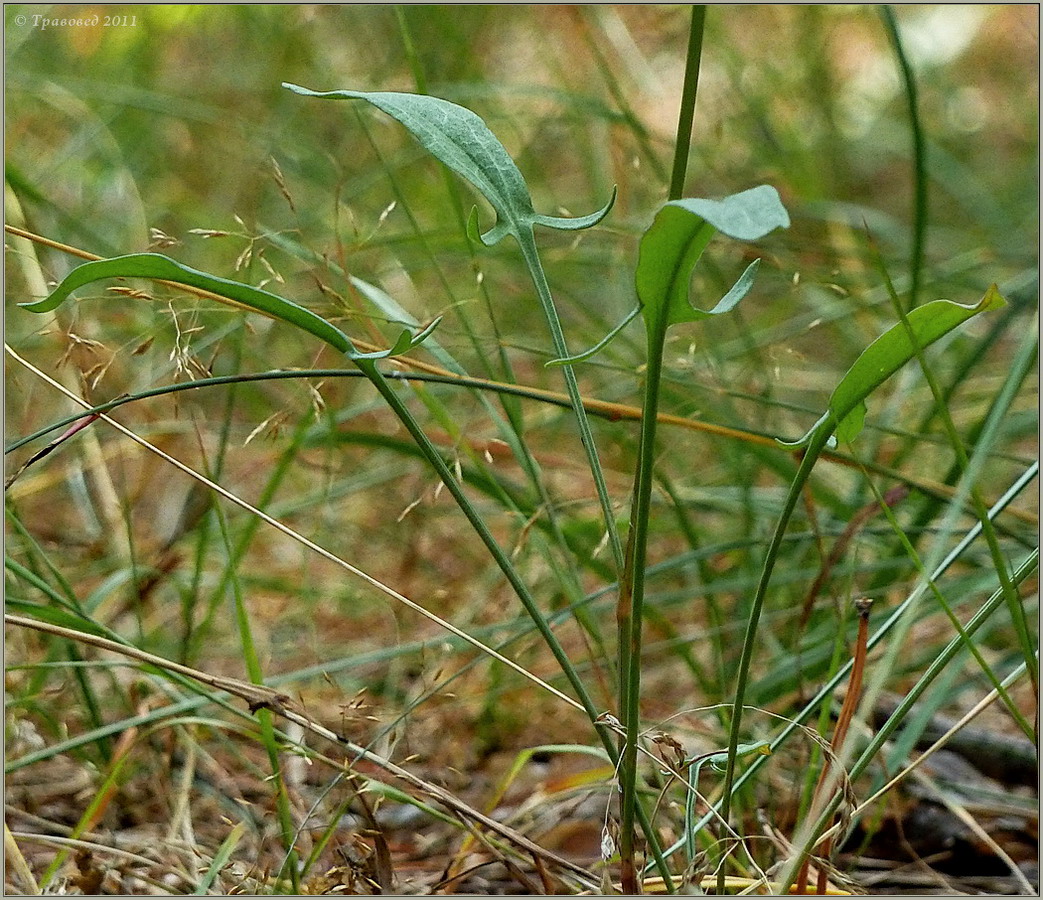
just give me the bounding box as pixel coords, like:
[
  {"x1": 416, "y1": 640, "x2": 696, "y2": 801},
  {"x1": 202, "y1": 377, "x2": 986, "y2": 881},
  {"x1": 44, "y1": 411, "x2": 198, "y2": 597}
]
[
  {"x1": 357, "y1": 316, "x2": 443, "y2": 360},
  {"x1": 193, "y1": 822, "x2": 246, "y2": 894},
  {"x1": 636, "y1": 187, "x2": 789, "y2": 333},
  {"x1": 4, "y1": 600, "x2": 111, "y2": 639},
  {"x1": 283, "y1": 83, "x2": 614, "y2": 245},
  {"x1": 19, "y1": 253, "x2": 434, "y2": 361},
  {"x1": 545, "y1": 304, "x2": 641, "y2": 366},
  {"x1": 532, "y1": 188, "x2": 616, "y2": 233},
  {"x1": 782, "y1": 284, "x2": 1008, "y2": 447}
]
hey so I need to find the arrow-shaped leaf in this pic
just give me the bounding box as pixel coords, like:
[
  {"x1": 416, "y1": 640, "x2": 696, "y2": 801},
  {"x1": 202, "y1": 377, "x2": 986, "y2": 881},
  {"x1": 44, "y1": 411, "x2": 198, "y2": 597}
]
[
  {"x1": 283, "y1": 83, "x2": 614, "y2": 246},
  {"x1": 19, "y1": 253, "x2": 437, "y2": 361},
  {"x1": 782, "y1": 284, "x2": 1008, "y2": 448},
  {"x1": 636, "y1": 186, "x2": 790, "y2": 336}
]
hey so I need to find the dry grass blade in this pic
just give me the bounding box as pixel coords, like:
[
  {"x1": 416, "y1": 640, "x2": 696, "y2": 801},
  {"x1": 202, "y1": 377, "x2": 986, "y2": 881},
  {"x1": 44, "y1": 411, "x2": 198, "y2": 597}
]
[
  {"x1": 4, "y1": 823, "x2": 41, "y2": 895},
  {"x1": 795, "y1": 598, "x2": 873, "y2": 894}
]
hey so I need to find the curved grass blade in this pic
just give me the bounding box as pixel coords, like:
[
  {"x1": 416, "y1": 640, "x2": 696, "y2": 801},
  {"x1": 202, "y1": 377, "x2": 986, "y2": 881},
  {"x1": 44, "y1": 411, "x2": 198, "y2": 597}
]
[
  {"x1": 19, "y1": 253, "x2": 437, "y2": 360},
  {"x1": 283, "y1": 83, "x2": 614, "y2": 246},
  {"x1": 781, "y1": 284, "x2": 1008, "y2": 448}
]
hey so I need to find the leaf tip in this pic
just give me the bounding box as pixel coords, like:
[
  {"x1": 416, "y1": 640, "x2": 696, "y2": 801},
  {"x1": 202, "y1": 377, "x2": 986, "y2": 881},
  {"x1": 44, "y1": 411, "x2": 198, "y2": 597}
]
[
  {"x1": 465, "y1": 206, "x2": 484, "y2": 245},
  {"x1": 533, "y1": 185, "x2": 616, "y2": 233},
  {"x1": 980, "y1": 283, "x2": 1008, "y2": 311}
]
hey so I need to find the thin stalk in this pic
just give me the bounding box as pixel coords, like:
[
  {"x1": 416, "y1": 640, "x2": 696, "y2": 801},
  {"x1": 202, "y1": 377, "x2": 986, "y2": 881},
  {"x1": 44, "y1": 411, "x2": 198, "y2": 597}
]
[
  {"x1": 717, "y1": 431, "x2": 830, "y2": 893},
  {"x1": 794, "y1": 598, "x2": 872, "y2": 895},
  {"x1": 880, "y1": 5, "x2": 927, "y2": 311},
  {"x1": 577, "y1": 6, "x2": 669, "y2": 184},
  {"x1": 617, "y1": 323, "x2": 668, "y2": 893},
  {"x1": 668, "y1": 7, "x2": 706, "y2": 201},
  {"x1": 516, "y1": 236, "x2": 626, "y2": 576},
  {"x1": 187, "y1": 412, "x2": 314, "y2": 667},
  {"x1": 619, "y1": 12, "x2": 707, "y2": 888}
]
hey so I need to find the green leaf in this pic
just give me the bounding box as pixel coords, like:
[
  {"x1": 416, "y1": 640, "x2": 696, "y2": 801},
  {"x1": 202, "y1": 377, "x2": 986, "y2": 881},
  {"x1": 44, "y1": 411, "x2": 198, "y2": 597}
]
[
  {"x1": 19, "y1": 253, "x2": 436, "y2": 361},
  {"x1": 545, "y1": 304, "x2": 641, "y2": 367},
  {"x1": 545, "y1": 260, "x2": 763, "y2": 368},
  {"x1": 193, "y1": 822, "x2": 246, "y2": 895},
  {"x1": 782, "y1": 284, "x2": 1008, "y2": 448},
  {"x1": 714, "y1": 258, "x2": 763, "y2": 314},
  {"x1": 4, "y1": 600, "x2": 112, "y2": 640},
  {"x1": 636, "y1": 186, "x2": 790, "y2": 334},
  {"x1": 283, "y1": 83, "x2": 614, "y2": 245}
]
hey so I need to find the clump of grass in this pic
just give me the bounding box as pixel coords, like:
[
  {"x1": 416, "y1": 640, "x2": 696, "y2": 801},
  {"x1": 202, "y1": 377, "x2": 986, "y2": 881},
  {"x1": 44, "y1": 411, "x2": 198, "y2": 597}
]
[{"x1": 6, "y1": 5, "x2": 1037, "y2": 895}]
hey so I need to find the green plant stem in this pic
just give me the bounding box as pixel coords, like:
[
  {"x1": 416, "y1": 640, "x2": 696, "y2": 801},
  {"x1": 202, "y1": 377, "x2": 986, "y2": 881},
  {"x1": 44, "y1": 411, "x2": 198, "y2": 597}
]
[
  {"x1": 717, "y1": 429, "x2": 831, "y2": 893},
  {"x1": 668, "y1": 6, "x2": 706, "y2": 201},
  {"x1": 358, "y1": 357, "x2": 674, "y2": 888},
  {"x1": 516, "y1": 236, "x2": 626, "y2": 576},
  {"x1": 578, "y1": 7, "x2": 669, "y2": 184},
  {"x1": 620, "y1": 10, "x2": 708, "y2": 885},
  {"x1": 394, "y1": 7, "x2": 427, "y2": 94},
  {"x1": 617, "y1": 322, "x2": 668, "y2": 891}
]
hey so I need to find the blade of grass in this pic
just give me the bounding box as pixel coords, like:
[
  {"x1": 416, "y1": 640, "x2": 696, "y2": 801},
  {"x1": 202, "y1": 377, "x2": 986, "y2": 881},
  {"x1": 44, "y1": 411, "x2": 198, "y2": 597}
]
[
  {"x1": 192, "y1": 821, "x2": 246, "y2": 895},
  {"x1": 879, "y1": 5, "x2": 927, "y2": 311}
]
